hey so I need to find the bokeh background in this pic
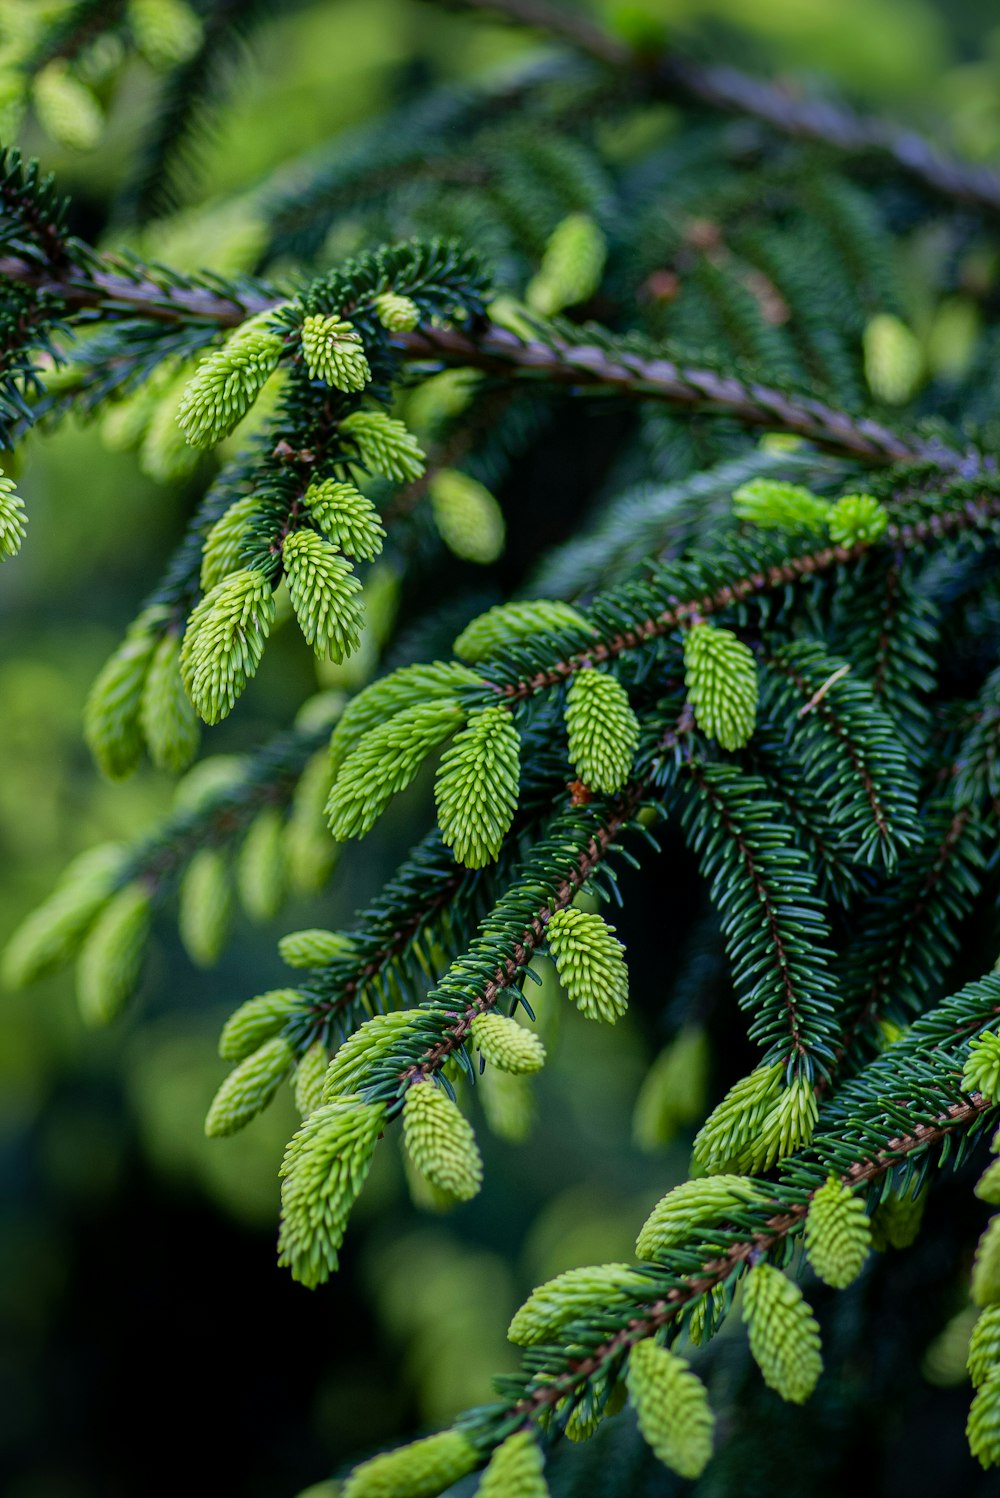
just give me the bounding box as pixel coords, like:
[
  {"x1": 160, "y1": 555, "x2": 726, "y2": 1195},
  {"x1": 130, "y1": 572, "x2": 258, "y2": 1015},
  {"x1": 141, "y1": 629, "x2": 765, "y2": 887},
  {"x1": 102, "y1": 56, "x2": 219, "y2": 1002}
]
[{"x1": 4, "y1": 2, "x2": 1000, "y2": 1495}]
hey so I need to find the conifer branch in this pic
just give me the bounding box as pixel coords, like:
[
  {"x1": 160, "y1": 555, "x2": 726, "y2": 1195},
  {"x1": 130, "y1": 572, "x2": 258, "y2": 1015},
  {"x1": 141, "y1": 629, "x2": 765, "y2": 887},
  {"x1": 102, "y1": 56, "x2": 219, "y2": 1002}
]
[
  {"x1": 431, "y1": 0, "x2": 1000, "y2": 217},
  {"x1": 505, "y1": 1095, "x2": 990, "y2": 1425},
  {"x1": 491, "y1": 491, "x2": 1000, "y2": 704},
  {"x1": 0, "y1": 248, "x2": 970, "y2": 468},
  {"x1": 399, "y1": 324, "x2": 960, "y2": 467}
]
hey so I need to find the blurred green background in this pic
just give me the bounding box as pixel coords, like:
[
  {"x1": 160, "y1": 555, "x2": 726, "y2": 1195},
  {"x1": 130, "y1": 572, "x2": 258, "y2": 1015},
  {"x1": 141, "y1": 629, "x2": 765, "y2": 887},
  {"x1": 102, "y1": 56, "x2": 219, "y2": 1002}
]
[{"x1": 4, "y1": 2, "x2": 1000, "y2": 1495}]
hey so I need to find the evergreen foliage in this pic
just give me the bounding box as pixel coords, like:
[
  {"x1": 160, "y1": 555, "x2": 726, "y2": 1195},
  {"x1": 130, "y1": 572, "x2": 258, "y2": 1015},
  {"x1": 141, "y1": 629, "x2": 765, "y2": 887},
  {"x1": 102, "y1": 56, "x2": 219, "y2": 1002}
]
[{"x1": 9, "y1": 1, "x2": 1000, "y2": 1490}]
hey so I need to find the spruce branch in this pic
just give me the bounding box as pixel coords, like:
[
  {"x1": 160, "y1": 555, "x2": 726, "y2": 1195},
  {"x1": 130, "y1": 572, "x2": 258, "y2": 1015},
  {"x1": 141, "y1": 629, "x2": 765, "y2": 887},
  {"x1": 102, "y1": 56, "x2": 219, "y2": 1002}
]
[
  {"x1": 486, "y1": 490, "x2": 1000, "y2": 705},
  {"x1": 0, "y1": 243, "x2": 971, "y2": 467},
  {"x1": 429, "y1": 0, "x2": 1000, "y2": 218}
]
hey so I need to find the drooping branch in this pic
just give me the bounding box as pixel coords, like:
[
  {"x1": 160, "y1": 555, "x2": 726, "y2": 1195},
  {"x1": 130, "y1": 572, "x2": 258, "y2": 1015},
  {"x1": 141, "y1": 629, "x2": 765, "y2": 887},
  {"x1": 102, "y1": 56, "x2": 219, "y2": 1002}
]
[
  {"x1": 399, "y1": 324, "x2": 959, "y2": 468},
  {"x1": 428, "y1": 0, "x2": 1000, "y2": 218},
  {"x1": 505, "y1": 1094, "x2": 990, "y2": 1424},
  {"x1": 0, "y1": 253, "x2": 970, "y2": 470},
  {"x1": 493, "y1": 492, "x2": 1000, "y2": 704}
]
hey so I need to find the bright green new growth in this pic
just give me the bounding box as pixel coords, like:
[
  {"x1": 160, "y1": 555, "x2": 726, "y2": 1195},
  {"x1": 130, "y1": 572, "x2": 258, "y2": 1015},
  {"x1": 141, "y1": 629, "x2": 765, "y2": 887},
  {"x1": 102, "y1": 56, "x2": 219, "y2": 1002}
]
[
  {"x1": 327, "y1": 697, "x2": 463, "y2": 840},
  {"x1": 141, "y1": 368, "x2": 202, "y2": 482},
  {"x1": 85, "y1": 615, "x2": 159, "y2": 778},
  {"x1": 0, "y1": 469, "x2": 26, "y2": 557},
  {"x1": 526, "y1": 212, "x2": 608, "y2": 316},
  {"x1": 827, "y1": 492, "x2": 889, "y2": 546},
  {"x1": 32, "y1": 61, "x2": 102, "y2": 151},
  {"x1": 205, "y1": 1035, "x2": 295, "y2": 1137},
  {"x1": 128, "y1": 0, "x2": 203, "y2": 69},
  {"x1": 328, "y1": 661, "x2": 479, "y2": 778},
  {"x1": 285, "y1": 747, "x2": 338, "y2": 894},
  {"x1": 236, "y1": 806, "x2": 286, "y2": 920},
  {"x1": 694, "y1": 1067, "x2": 818, "y2": 1174},
  {"x1": 428, "y1": 468, "x2": 505, "y2": 564},
  {"x1": 626, "y1": 1340, "x2": 715, "y2": 1480},
  {"x1": 683, "y1": 621, "x2": 759, "y2": 751},
  {"x1": 374, "y1": 291, "x2": 420, "y2": 332},
  {"x1": 732, "y1": 477, "x2": 830, "y2": 534},
  {"x1": 804, "y1": 1176, "x2": 872, "y2": 1288},
  {"x1": 322, "y1": 1010, "x2": 414, "y2": 1099},
  {"x1": 199, "y1": 494, "x2": 260, "y2": 593},
  {"x1": 278, "y1": 928, "x2": 356, "y2": 968},
  {"x1": 973, "y1": 1217, "x2": 1000, "y2": 1308},
  {"x1": 140, "y1": 632, "x2": 200, "y2": 772},
  {"x1": 402, "y1": 1080, "x2": 483, "y2": 1202},
  {"x1": 478, "y1": 1430, "x2": 549, "y2": 1497},
  {"x1": 967, "y1": 1373, "x2": 1000, "y2": 1469},
  {"x1": 341, "y1": 1429, "x2": 478, "y2": 1498},
  {"x1": 508, "y1": 1263, "x2": 646, "y2": 1346},
  {"x1": 863, "y1": 312, "x2": 923, "y2": 404},
  {"x1": 299, "y1": 315, "x2": 371, "y2": 392},
  {"x1": 2, "y1": 844, "x2": 125, "y2": 989},
  {"x1": 339, "y1": 410, "x2": 426, "y2": 483},
  {"x1": 977, "y1": 1159, "x2": 1000, "y2": 1205},
  {"x1": 969, "y1": 1306, "x2": 1000, "y2": 1388},
  {"x1": 564, "y1": 669, "x2": 639, "y2": 793},
  {"x1": 964, "y1": 1031, "x2": 1000, "y2": 1100},
  {"x1": 282, "y1": 529, "x2": 365, "y2": 662},
  {"x1": 180, "y1": 567, "x2": 276, "y2": 723},
  {"x1": 453, "y1": 598, "x2": 593, "y2": 662},
  {"x1": 75, "y1": 881, "x2": 152, "y2": 1026},
  {"x1": 177, "y1": 311, "x2": 285, "y2": 447},
  {"x1": 470, "y1": 1012, "x2": 546, "y2": 1073},
  {"x1": 434, "y1": 706, "x2": 521, "y2": 868},
  {"x1": 632, "y1": 1025, "x2": 710, "y2": 1150},
  {"x1": 870, "y1": 1186, "x2": 927, "y2": 1250},
  {"x1": 303, "y1": 478, "x2": 385, "y2": 561},
  {"x1": 178, "y1": 846, "x2": 232, "y2": 966},
  {"x1": 294, "y1": 1040, "x2": 328, "y2": 1118},
  {"x1": 545, "y1": 906, "x2": 629, "y2": 1023},
  {"x1": 278, "y1": 1097, "x2": 386, "y2": 1286},
  {"x1": 636, "y1": 1175, "x2": 765, "y2": 1261},
  {"x1": 218, "y1": 988, "x2": 301, "y2": 1061},
  {"x1": 742, "y1": 1263, "x2": 823, "y2": 1404}
]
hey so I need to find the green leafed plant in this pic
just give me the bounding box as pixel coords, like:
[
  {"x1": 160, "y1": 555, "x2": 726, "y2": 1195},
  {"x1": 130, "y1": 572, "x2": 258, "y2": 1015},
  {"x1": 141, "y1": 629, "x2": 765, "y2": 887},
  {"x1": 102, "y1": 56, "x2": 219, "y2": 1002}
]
[{"x1": 8, "y1": 1, "x2": 1000, "y2": 1491}]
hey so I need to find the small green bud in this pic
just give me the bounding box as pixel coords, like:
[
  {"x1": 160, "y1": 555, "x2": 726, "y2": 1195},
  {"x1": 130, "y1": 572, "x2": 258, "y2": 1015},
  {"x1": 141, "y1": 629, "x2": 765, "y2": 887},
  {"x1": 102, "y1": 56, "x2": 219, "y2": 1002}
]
[
  {"x1": 546, "y1": 906, "x2": 629, "y2": 1023},
  {"x1": 205, "y1": 1035, "x2": 295, "y2": 1136},
  {"x1": 218, "y1": 988, "x2": 301, "y2": 1062},
  {"x1": 626, "y1": 1340, "x2": 714, "y2": 1480},
  {"x1": 803, "y1": 1177, "x2": 872, "y2": 1288},
  {"x1": 178, "y1": 847, "x2": 233, "y2": 967},
  {"x1": 75, "y1": 882, "x2": 152, "y2": 1026},
  {"x1": 342, "y1": 1429, "x2": 478, "y2": 1498},
  {"x1": 564, "y1": 669, "x2": 639, "y2": 793},
  {"x1": 300, "y1": 314, "x2": 371, "y2": 392},
  {"x1": 339, "y1": 410, "x2": 425, "y2": 484},
  {"x1": 470, "y1": 1012, "x2": 545, "y2": 1073},
  {"x1": 683, "y1": 621, "x2": 758, "y2": 751},
  {"x1": 742, "y1": 1263, "x2": 823, "y2": 1404},
  {"x1": 428, "y1": 468, "x2": 505, "y2": 564},
  {"x1": 826, "y1": 492, "x2": 889, "y2": 547},
  {"x1": 435, "y1": 706, "x2": 521, "y2": 868},
  {"x1": 0, "y1": 469, "x2": 27, "y2": 558},
  {"x1": 479, "y1": 1431, "x2": 549, "y2": 1496},
  {"x1": 374, "y1": 292, "x2": 421, "y2": 332},
  {"x1": 303, "y1": 479, "x2": 385, "y2": 561},
  {"x1": 180, "y1": 568, "x2": 276, "y2": 724},
  {"x1": 177, "y1": 312, "x2": 285, "y2": 448},
  {"x1": 279, "y1": 928, "x2": 356, "y2": 968},
  {"x1": 402, "y1": 1080, "x2": 483, "y2": 1202},
  {"x1": 236, "y1": 806, "x2": 287, "y2": 921},
  {"x1": 140, "y1": 631, "x2": 200, "y2": 773},
  {"x1": 283, "y1": 529, "x2": 365, "y2": 662}
]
